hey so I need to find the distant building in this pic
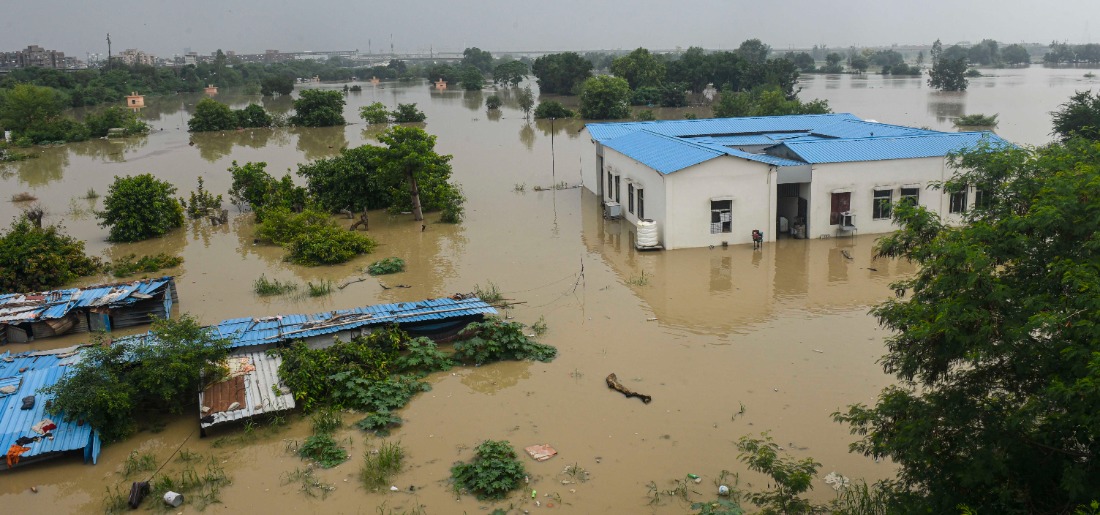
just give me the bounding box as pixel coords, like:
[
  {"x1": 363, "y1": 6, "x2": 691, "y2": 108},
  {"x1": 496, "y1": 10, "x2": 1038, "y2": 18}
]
[
  {"x1": 0, "y1": 44, "x2": 71, "y2": 70},
  {"x1": 125, "y1": 91, "x2": 145, "y2": 110},
  {"x1": 117, "y1": 48, "x2": 156, "y2": 66}
]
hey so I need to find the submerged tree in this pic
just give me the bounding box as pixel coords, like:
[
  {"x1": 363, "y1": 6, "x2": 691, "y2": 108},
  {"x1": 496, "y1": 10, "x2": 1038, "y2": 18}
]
[
  {"x1": 97, "y1": 174, "x2": 184, "y2": 242},
  {"x1": 290, "y1": 89, "x2": 346, "y2": 127},
  {"x1": 0, "y1": 216, "x2": 101, "y2": 292},
  {"x1": 928, "y1": 39, "x2": 969, "y2": 91},
  {"x1": 1051, "y1": 90, "x2": 1100, "y2": 142},
  {"x1": 376, "y1": 126, "x2": 454, "y2": 221},
  {"x1": 835, "y1": 138, "x2": 1100, "y2": 513}
]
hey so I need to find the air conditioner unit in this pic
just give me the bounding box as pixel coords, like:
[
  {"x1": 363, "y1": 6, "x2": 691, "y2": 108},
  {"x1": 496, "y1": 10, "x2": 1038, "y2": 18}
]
[
  {"x1": 603, "y1": 201, "x2": 622, "y2": 219},
  {"x1": 839, "y1": 211, "x2": 856, "y2": 231}
]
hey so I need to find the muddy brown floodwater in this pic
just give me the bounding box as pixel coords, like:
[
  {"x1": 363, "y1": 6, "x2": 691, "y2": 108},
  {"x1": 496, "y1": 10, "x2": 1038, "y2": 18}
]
[{"x1": 1, "y1": 66, "x2": 1094, "y2": 513}]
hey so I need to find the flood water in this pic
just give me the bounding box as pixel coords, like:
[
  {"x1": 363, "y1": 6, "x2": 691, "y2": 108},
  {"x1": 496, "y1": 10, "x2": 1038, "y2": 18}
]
[{"x1": 1, "y1": 66, "x2": 1095, "y2": 513}]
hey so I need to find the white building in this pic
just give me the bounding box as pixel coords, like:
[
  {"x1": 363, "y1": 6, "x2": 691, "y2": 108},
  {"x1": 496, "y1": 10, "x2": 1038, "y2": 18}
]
[{"x1": 581, "y1": 114, "x2": 1007, "y2": 250}]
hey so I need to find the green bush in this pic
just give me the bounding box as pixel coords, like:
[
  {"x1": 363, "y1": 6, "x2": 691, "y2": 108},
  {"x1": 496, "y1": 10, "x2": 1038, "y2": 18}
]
[
  {"x1": 285, "y1": 224, "x2": 376, "y2": 266},
  {"x1": 84, "y1": 106, "x2": 149, "y2": 137},
  {"x1": 534, "y1": 100, "x2": 575, "y2": 119},
  {"x1": 255, "y1": 207, "x2": 333, "y2": 246},
  {"x1": 290, "y1": 89, "x2": 346, "y2": 127},
  {"x1": 298, "y1": 434, "x2": 348, "y2": 468},
  {"x1": 355, "y1": 411, "x2": 403, "y2": 437},
  {"x1": 391, "y1": 103, "x2": 426, "y2": 123},
  {"x1": 361, "y1": 441, "x2": 405, "y2": 488},
  {"x1": 180, "y1": 177, "x2": 223, "y2": 219},
  {"x1": 359, "y1": 102, "x2": 391, "y2": 124},
  {"x1": 451, "y1": 440, "x2": 527, "y2": 500},
  {"x1": 188, "y1": 98, "x2": 237, "y2": 132},
  {"x1": 485, "y1": 95, "x2": 502, "y2": 110},
  {"x1": 367, "y1": 257, "x2": 405, "y2": 275},
  {"x1": 97, "y1": 174, "x2": 184, "y2": 242},
  {"x1": 234, "y1": 103, "x2": 273, "y2": 128},
  {"x1": 253, "y1": 274, "x2": 298, "y2": 296},
  {"x1": 0, "y1": 217, "x2": 102, "y2": 292},
  {"x1": 452, "y1": 317, "x2": 558, "y2": 365},
  {"x1": 393, "y1": 337, "x2": 453, "y2": 374},
  {"x1": 107, "y1": 253, "x2": 183, "y2": 278}
]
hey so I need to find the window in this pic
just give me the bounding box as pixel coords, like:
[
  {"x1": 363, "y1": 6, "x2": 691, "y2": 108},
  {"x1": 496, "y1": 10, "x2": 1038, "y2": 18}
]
[
  {"x1": 830, "y1": 192, "x2": 851, "y2": 226},
  {"x1": 606, "y1": 171, "x2": 613, "y2": 200},
  {"x1": 627, "y1": 183, "x2": 635, "y2": 214},
  {"x1": 900, "y1": 186, "x2": 920, "y2": 206},
  {"x1": 974, "y1": 188, "x2": 992, "y2": 209},
  {"x1": 872, "y1": 189, "x2": 892, "y2": 220},
  {"x1": 949, "y1": 189, "x2": 968, "y2": 214},
  {"x1": 637, "y1": 188, "x2": 645, "y2": 219},
  {"x1": 614, "y1": 175, "x2": 621, "y2": 202},
  {"x1": 710, "y1": 200, "x2": 732, "y2": 234}
]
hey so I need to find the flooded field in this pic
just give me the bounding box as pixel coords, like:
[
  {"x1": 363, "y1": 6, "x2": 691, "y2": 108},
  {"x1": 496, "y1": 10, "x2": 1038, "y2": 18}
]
[{"x1": 1, "y1": 65, "x2": 1094, "y2": 512}]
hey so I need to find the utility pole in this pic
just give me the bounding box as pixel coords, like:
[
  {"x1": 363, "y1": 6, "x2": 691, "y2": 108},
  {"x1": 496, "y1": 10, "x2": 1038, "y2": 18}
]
[{"x1": 106, "y1": 33, "x2": 112, "y2": 68}]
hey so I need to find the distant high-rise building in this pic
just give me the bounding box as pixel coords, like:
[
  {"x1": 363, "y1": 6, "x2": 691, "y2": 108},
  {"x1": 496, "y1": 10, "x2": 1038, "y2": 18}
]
[{"x1": 0, "y1": 44, "x2": 70, "y2": 70}]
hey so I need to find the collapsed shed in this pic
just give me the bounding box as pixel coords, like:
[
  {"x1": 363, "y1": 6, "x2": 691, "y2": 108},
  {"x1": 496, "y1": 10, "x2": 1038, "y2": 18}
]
[{"x1": 0, "y1": 277, "x2": 177, "y2": 344}]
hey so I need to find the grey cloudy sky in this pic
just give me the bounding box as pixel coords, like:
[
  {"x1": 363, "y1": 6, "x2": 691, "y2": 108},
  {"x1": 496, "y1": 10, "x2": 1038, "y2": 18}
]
[{"x1": 3, "y1": 0, "x2": 1097, "y2": 57}]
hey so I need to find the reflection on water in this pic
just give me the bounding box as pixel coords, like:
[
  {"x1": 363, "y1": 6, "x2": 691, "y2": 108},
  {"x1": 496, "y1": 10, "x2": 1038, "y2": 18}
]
[
  {"x1": 69, "y1": 135, "x2": 149, "y2": 163},
  {"x1": 518, "y1": 122, "x2": 535, "y2": 150},
  {"x1": 460, "y1": 360, "x2": 532, "y2": 394},
  {"x1": 927, "y1": 92, "x2": 966, "y2": 123},
  {"x1": 294, "y1": 126, "x2": 348, "y2": 161},
  {"x1": 7, "y1": 146, "x2": 68, "y2": 186},
  {"x1": 462, "y1": 90, "x2": 483, "y2": 111}
]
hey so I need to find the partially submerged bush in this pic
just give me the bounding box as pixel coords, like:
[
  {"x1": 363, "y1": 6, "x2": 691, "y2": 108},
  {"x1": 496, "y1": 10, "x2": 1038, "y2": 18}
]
[
  {"x1": 393, "y1": 337, "x2": 453, "y2": 374},
  {"x1": 97, "y1": 174, "x2": 184, "y2": 242},
  {"x1": 356, "y1": 411, "x2": 403, "y2": 437},
  {"x1": 253, "y1": 274, "x2": 298, "y2": 296},
  {"x1": 391, "y1": 103, "x2": 426, "y2": 123},
  {"x1": 361, "y1": 440, "x2": 404, "y2": 489},
  {"x1": 0, "y1": 217, "x2": 102, "y2": 292},
  {"x1": 181, "y1": 177, "x2": 223, "y2": 219},
  {"x1": 107, "y1": 253, "x2": 183, "y2": 278},
  {"x1": 256, "y1": 207, "x2": 376, "y2": 265},
  {"x1": 534, "y1": 100, "x2": 575, "y2": 119},
  {"x1": 367, "y1": 257, "x2": 406, "y2": 275},
  {"x1": 298, "y1": 434, "x2": 348, "y2": 468},
  {"x1": 452, "y1": 317, "x2": 558, "y2": 365},
  {"x1": 359, "y1": 102, "x2": 391, "y2": 124},
  {"x1": 451, "y1": 440, "x2": 527, "y2": 500}
]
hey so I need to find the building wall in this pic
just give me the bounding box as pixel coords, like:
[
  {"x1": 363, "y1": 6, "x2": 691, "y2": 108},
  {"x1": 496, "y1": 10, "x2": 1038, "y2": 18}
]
[
  {"x1": 807, "y1": 157, "x2": 949, "y2": 239},
  {"x1": 664, "y1": 158, "x2": 774, "y2": 249}
]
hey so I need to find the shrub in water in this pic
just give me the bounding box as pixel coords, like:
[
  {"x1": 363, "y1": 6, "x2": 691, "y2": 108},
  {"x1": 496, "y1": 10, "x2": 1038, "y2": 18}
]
[{"x1": 451, "y1": 440, "x2": 526, "y2": 500}]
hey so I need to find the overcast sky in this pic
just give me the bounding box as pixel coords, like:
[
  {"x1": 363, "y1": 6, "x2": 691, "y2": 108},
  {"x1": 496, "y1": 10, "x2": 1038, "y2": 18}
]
[{"x1": 3, "y1": 0, "x2": 1097, "y2": 58}]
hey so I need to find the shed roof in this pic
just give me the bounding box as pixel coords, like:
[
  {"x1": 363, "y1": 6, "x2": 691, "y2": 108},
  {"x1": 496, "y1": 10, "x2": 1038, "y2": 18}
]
[
  {"x1": 199, "y1": 349, "x2": 294, "y2": 429},
  {"x1": 778, "y1": 132, "x2": 1009, "y2": 164},
  {"x1": 0, "y1": 346, "x2": 100, "y2": 467},
  {"x1": 586, "y1": 113, "x2": 860, "y2": 142},
  {"x1": 0, "y1": 277, "x2": 175, "y2": 326}
]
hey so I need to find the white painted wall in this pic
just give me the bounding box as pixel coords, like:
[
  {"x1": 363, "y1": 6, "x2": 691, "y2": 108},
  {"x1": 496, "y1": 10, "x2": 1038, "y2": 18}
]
[
  {"x1": 808, "y1": 157, "x2": 950, "y2": 238},
  {"x1": 599, "y1": 146, "x2": 668, "y2": 241},
  {"x1": 664, "y1": 158, "x2": 773, "y2": 249}
]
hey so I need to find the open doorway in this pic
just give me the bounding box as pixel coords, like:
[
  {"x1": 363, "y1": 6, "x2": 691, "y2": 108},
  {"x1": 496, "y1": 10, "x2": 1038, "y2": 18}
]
[{"x1": 777, "y1": 183, "x2": 809, "y2": 239}]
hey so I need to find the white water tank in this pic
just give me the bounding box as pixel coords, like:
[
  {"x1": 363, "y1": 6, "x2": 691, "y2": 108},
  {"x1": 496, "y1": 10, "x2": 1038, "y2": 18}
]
[{"x1": 636, "y1": 219, "x2": 658, "y2": 247}]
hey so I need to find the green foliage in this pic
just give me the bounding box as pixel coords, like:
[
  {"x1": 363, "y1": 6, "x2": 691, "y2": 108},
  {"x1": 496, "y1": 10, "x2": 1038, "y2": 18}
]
[
  {"x1": 532, "y1": 52, "x2": 593, "y2": 95},
  {"x1": 611, "y1": 47, "x2": 666, "y2": 89},
  {"x1": 225, "y1": 161, "x2": 307, "y2": 221},
  {"x1": 928, "y1": 39, "x2": 969, "y2": 91},
  {"x1": 123, "y1": 450, "x2": 157, "y2": 477},
  {"x1": 631, "y1": 85, "x2": 661, "y2": 106},
  {"x1": 516, "y1": 86, "x2": 535, "y2": 119},
  {"x1": 296, "y1": 145, "x2": 388, "y2": 213},
  {"x1": 359, "y1": 102, "x2": 391, "y2": 124},
  {"x1": 290, "y1": 89, "x2": 346, "y2": 127},
  {"x1": 107, "y1": 253, "x2": 183, "y2": 278},
  {"x1": 579, "y1": 75, "x2": 632, "y2": 119},
  {"x1": 97, "y1": 173, "x2": 184, "y2": 242},
  {"x1": 234, "y1": 103, "x2": 273, "y2": 128},
  {"x1": 0, "y1": 217, "x2": 101, "y2": 292},
  {"x1": 691, "y1": 499, "x2": 745, "y2": 515},
  {"x1": 277, "y1": 328, "x2": 403, "y2": 410},
  {"x1": 450, "y1": 440, "x2": 527, "y2": 501},
  {"x1": 391, "y1": 103, "x2": 426, "y2": 123},
  {"x1": 84, "y1": 106, "x2": 149, "y2": 137},
  {"x1": 714, "y1": 86, "x2": 831, "y2": 118},
  {"x1": 261, "y1": 74, "x2": 295, "y2": 96},
  {"x1": 361, "y1": 440, "x2": 405, "y2": 488},
  {"x1": 1052, "y1": 90, "x2": 1100, "y2": 142},
  {"x1": 181, "y1": 177, "x2": 223, "y2": 219},
  {"x1": 736, "y1": 432, "x2": 821, "y2": 514},
  {"x1": 834, "y1": 139, "x2": 1100, "y2": 513},
  {"x1": 485, "y1": 95, "x2": 502, "y2": 111},
  {"x1": 188, "y1": 98, "x2": 237, "y2": 132},
  {"x1": 492, "y1": 60, "x2": 528, "y2": 87},
  {"x1": 393, "y1": 337, "x2": 454, "y2": 374},
  {"x1": 452, "y1": 317, "x2": 558, "y2": 365},
  {"x1": 367, "y1": 256, "x2": 406, "y2": 275},
  {"x1": 306, "y1": 279, "x2": 333, "y2": 297},
  {"x1": 298, "y1": 434, "x2": 348, "y2": 468},
  {"x1": 534, "y1": 101, "x2": 574, "y2": 119},
  {"x1": 459, "y1": 66, "x2": 485, "y2": 91},
  {"x1": 253, "y1": 274, "x2": 298, "y2": 296},
  {"x1": 377, "y1": 126, "x2": 458, "y2": 220},
  {"x1": 43, "y1": 315, "x2": 230, "y2": 442},
  {"x1": 635, "y1": 109, "x2": 657, "y2": 121},
  {"x1": 285, "y1": 224, "x2": 376, "y2": 266},
  {"x1": 148, "y1": 456, "x2": 231, "y2": 511},
  {"x1": 355, "y1": 411, "x2": 403, "y2": 437},
  {"x1": 0, "y1": 83, "x2": 67, "y2": 133},
  {"x1": 438, "y1": 185, "x2": 466, "y2": 224},
  {"x1": 1002, "y1": 44, "x2": 1031, "y2": 65},
  {"x1": 255, "y1": 207, "x2": 334, "y2": 246},
  {"x1": 461, "y1": 47, "x2": 494, "y2": 73},
  {"x1": 954, "y1": 113, "x2": 998, "y2": 127},
  {"x1": 311, "y1": 408, "x2": 343, "y2": 434}
]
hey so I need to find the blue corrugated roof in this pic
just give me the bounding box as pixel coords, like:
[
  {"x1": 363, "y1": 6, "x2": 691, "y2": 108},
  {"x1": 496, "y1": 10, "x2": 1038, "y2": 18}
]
[
  {"x1": 809, "y1": 119, "x2": 935, "y2": 140},
  {"x1": 116, "y1": 296, "x2": 497, "y2": 350},
  {"x1": 0, "y1": 277, "x2": 174, "y2": 326},
  {"x1": 586, "y1": 113, "x2": 861, "y2": 142},
  {"x1": 0, "y1": 347, "x2": 100, "y2": 467},
  {"x1": 603, "y1": 130, "x2": 725, "y2": 174},
  {"x1": 779, "y1": 132, "x2": 1010, "y2": 164}
]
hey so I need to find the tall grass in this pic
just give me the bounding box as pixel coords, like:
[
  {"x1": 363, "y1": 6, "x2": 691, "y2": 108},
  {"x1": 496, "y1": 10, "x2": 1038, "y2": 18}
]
[
  {"x1": 254, "y1": 275, "x2": 298, "y2": 296},
  {"x1": 361, "y1": 440, "x2": 405, "y2": 489}
]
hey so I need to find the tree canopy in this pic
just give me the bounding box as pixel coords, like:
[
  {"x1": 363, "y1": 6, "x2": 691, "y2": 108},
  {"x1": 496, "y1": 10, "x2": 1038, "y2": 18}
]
[
  {"x1": 1051, "y1": 90, "x2": 1100, "y2": 142},
  {"x1": 0, "y1": 216, "x2": 101, "y2": 293},
  {"x1": 531, "y1": 52, "x2": 593, "y2": 95},
  {"x1": 928, "y1": 39, "x2": 969, "y2": 91},
  {"x1": 461, "y1": 47, "x2": 494, "y2": 74},
  {"x1": 714, "y1": 86, "x2": 831, "y2": 118},
  {"x1": 188, "y1": 97, "x2": 237, "y2": 132},
  {"x1": 290, "y1": 89, "x2": 346, "y2": 127},
  {"x1": 835, "y1": 137, "x2": 1100, "y2": 513},
  {"x1": 578, "y1": 75, "x2": 631, "y2": 119},
  {"x1": 97, "y1": 174, "x2": 185, "y2": 242},
  {"x1": 610, "y1": 47, "x2": 666, "y2": 90},
  {"x1": 492, "y1": 60, "x2": 528, "y2": 87}
]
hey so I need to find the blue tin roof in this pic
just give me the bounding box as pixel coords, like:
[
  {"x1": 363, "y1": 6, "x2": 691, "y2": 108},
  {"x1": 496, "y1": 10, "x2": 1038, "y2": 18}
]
[
  {"x1": 0, "y1": 346, "x2": 100, "y2": 467},
  {"x1": 586, "y1": 113, "x2": 861, "y2": 142},
  {"x1": 603, "y1": 130, "x2": 726, "y2": 174},
  {"x1": 779, "y1": 132, "x2": 1010, "y2": 164},
  {"x1": 116, "y1": 296, "x2": 497, "y2": 350},
  {"x1": 0, "y1": 277, "x2": 175, "y2": 326}
]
